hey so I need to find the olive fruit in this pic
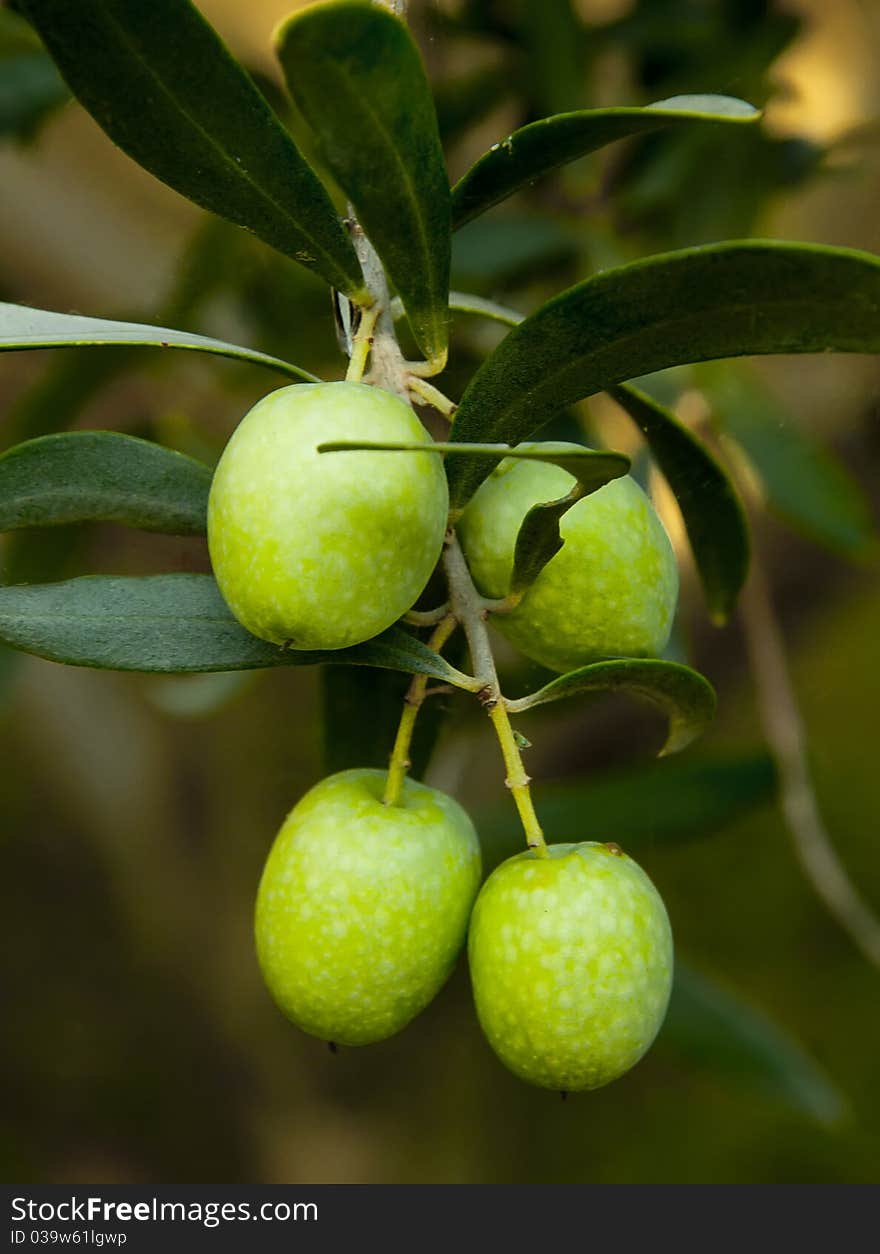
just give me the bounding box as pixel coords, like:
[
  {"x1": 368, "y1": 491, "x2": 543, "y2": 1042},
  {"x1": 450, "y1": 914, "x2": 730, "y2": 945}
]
[
  {"x1": 457, "y1": 445, "x2": 678, "y2": 672},
  {"x1": 468, "y1": 842, "x2": 673, "y2": 1090},
  {"x1": 208, "y1": 381, "x2": 448, "y2": 649},
  {"x1": 255, "y1": 768, "x2": 481, "y2": 1046}
]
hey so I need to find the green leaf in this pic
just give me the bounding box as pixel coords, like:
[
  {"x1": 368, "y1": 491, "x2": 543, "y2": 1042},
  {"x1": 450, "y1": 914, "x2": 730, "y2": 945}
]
[
  {"x1": 0, "y1": 10, "x2": 69, "y2": 140},
  {"x1": 477, "y1": 750, "x2": 776, "y2": 869},
  {"x1": 451, "y1": 95, "x2": 760, "y2": 229},
  {"x1": 508, "y1": 485, "x2": 582, "y2": 597},
  {"x1": 20, "y1": 0, "x2": 365, "y2": 296},
  {"x1": 0, "y1": 574, "x2": 478, "y2": 681},
  {"x1": 446, "y1": 240, "x2": 880, "y2": 508},
  {"x1": 702, "y1": 365, "x2": 876, "y2": 558},
  {"x1": 0, "y1": 432, "x2": 212, "y2": 535},
  {"x1": 447, "y1": 291, "x2": 523, "y2": 327},
  {"x1": 609, "y1": 385, "x2": 749, "y2": 622},
  {"x1": 502, "y1": 440, "x2": 632, "y2": 595},
  {"x1": 318, "y1": 439, "x2": 629, "y2": 488},
  {"x1": 506, "y1": 658, "x2": 716, "y2": 755},
  {"x1": 662, "y1": 964, "x2": 847, "y2": 1126},
  {"x1": 276, "y1": 1, "x2": 450, "y2": 364},
  {"x1": 0, "y1": 302, "x2": 317, "y2": 381}
]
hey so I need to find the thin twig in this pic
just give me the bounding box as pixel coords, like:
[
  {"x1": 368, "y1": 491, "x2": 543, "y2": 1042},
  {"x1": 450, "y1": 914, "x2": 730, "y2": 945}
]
[
  {"x1": 739, "y1": 548, "x2": 880, "y2": 968},
  {"x1": 443, "y1": 532, "x2": 548, "y2": 855},
  {"x1": 688, "y1": 400, "x2": 880, "y2": 970},
  {"x1": 384, "y1": 614, "x2": 458, "y2": 806},
  {"x1": 403, "y1": 604, "x2": 451, "y2": 627}
]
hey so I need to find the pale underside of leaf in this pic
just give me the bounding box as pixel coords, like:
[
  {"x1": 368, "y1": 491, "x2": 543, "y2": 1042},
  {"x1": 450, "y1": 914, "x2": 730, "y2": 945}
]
[
  {"x1": 0, "y1": 431, "x2": 212, "y2": 534},
  {"x1": 0, "y1": 302, "x2": 317, "y2": 381},
  {"x1": 318, "y1": 440, "x2": 629, "y2": 489},
  {"x1": 506, "y1": 658, "x2": 716, "y2": 755},
  {"x1": 0, "y1": 574, "x2": 478, "y2": 683}
]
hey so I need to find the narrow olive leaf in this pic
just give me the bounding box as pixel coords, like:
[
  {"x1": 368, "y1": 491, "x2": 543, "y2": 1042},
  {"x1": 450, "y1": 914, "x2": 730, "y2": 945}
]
[
  {"x1": 318, "y1": 440, "x2": 629, "y2": 487},
  {"x1": 446, "y1": 241, "x2": 880, "y2": 508},
  {"x1": 448, "y1": 291, "x2": 523, "y2": 326},
  {"x1": 506, "y1": 658, "x2": 716, "y2": 755},
  {"x1": 19, "y1": 0, "x2": 365, "y2": 296},
  {"x1": 662, "y1": 964, "x2": 847, "y2": 1126},
  {"x1": 0, "y1": 574, "x2": 477, "y2": 682},
  {"x1": 476, "y1": 751, "x2": 776, "y2": 870},
  {"x1": 608, "y1": 385, "x2": 749, "y2": 622},
  {"x1": 0, "y1": 302, "x2": 317, "y2": 381},
  {"x1": 0, "y1": 432, "x2": 212, "y2": 535},
  {"x1": 447, "y1": 294, "x2": 749, "y2": 616},
  {"x1": 451, "y1": 95, "x2": 760, "y2": 229},
  {"x1": 276, "y1": 1, "x2": 450, "y2": 364},
  {"x1": 702, "y1": 365, "x2": 876, "y2": 558},
  {"x1": 509, "y1": 485, "x2": 583, "y2": 596}
]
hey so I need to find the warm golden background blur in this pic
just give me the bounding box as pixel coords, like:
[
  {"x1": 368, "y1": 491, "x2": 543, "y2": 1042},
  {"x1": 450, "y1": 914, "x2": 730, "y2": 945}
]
[{"x1": 1, "y1": 0, "x2": 879, "y2": 1183}]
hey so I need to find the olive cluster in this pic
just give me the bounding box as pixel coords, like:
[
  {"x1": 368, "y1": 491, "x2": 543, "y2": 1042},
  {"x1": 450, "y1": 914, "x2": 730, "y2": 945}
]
[{"x1": 208, "y1": 382, "x2": 677, "y2": 1091}]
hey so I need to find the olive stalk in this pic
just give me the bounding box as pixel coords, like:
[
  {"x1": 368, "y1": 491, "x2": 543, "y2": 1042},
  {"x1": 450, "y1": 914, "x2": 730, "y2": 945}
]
[
  {"x1": 383, "y1": 613, "x2": 459, "y2": 807},
  {"x1": 442, "y1": 533, "x2": 548, "y2": 855},
  {"x1": 408, "y1": 376, "x2": 457, "y2": 417},
  {"x1": 344, "y1": 302, "x2": 381, "y2": 384}
]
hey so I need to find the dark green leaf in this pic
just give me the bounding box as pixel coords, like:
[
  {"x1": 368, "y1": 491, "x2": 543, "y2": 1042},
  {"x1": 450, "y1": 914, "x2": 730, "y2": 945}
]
[
  {"x1": 0, "y1": 432, "x2": 212, "y2": 535},
  {"x1": 318, "y1": 439, "x2": 629, "y2": 493},
  {"x1": 448, "y1": 291, "x2": 523, "y2": 327},
  {"x1": 702, "y1": 365, "x2": 876, "y2": 558},
  {"x1": 509, "y1": 485, "x2": 581, "y2": 597},
  {"x1": 0, "y1": 302, "x2": 317, "y2": 380},
  {"x1": 0, "y1": 574, "x2": 478, "y2": 681},
  {"x1": 662, "y1": 964, "x2": 847, "y2": 1126},
  {"x1": 477, "y1": 750, "x2": 776, "y2": 870},
  {"x1": 452, "y1": 95, "x2": 759, "y2": 229},
  {"x1": 609, "y1": 385, "x2": 749, "y2": 622},
  {"x1": 276, "y1": 1, "x2": 450, "y2": 364},
  {"x1": 446, "y1": 241, "x2": 880, "y2": 508},
  {"x1": 2, "y1": 221, "x2": 253, "y2": 450},
  {"x1": 0, "y1": 10, "x2": 69, "y2": 139},
  {"x1": 20, "y1": 0, "x2": 365, "y2": 295},
  {"x1": 507, "y1": 658, "x2": 716, "y2": 755}
]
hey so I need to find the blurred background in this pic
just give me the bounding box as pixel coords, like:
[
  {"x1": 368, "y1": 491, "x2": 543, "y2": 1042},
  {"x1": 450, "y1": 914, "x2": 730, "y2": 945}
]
[{"x1": 1, "y1": 0, "x2": 879, "y2": 1183}]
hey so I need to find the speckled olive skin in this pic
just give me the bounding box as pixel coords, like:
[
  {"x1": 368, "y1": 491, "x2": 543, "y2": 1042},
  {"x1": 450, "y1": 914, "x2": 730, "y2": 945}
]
[
  {"x1": 208, "y1": 382, "x2": 448, "y2": 649},
  {"x1": 468, "y1": 842, "x2": 673, "y2": 1091},
  {"x1": 457, "y1": 444, "x2": 678, "y2": 672},
  {"x1": 255, "y1": 769, "x2": 482, "y2": 1046}
]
